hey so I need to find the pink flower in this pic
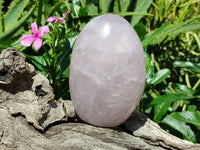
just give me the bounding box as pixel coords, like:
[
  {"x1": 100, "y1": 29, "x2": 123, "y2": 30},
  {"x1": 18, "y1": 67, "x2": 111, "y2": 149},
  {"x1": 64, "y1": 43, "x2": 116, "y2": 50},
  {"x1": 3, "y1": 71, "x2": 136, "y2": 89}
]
[
  {"x1": 47, "y1": 10, "x2": 70, "y2": 24},
  {"x1": 21, "y1": 22, "x2": 50, "y2": 50},
  {"x1": 47, "y1": 16, "x2": 65, "y2": 24}
]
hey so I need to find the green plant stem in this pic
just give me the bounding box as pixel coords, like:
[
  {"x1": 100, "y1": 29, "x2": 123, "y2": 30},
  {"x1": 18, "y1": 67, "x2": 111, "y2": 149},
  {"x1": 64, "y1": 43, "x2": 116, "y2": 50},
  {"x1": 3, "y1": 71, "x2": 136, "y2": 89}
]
[
  {"x1": 182, "y1": 104, "x2": 187, "y2": 111},
  {"x1": 168, "y1": 85, "x2": 176, "y2": 93},
  {"x1": 151, "y1": 53, "x2": 177, "y2": 93},
  {"x1": 151, "y1": 53, "x2": 167, "y2": 85},
  {"x1": 49, "y1": 21, "x2": 60, "y2": 91},
  {"x1": 180, "y1": 100, "x2": 183, "y2": 107},
  {"x1": 151, "y1": 53, "x2": 160, "y2": 71},
  {"x1": 64, "y1": 0, "x2": 70, "y2": 10},
  {"x1": 192, "y1": 33, "x2": 200, "y2": 50},
  {"x1": 193, "y1": 79, "x2": 200, "y2": 90},
  {"x1": 153, "y1": 87, "x2": 160, "y2": 96},
  {"x1": 42, "y1": 46, "x2": 52, "y2": 64},
  {"x1": 41, "y1": 46, "x2": 54, "y2": 84},
  {"x1": 185, "y1": 73, "x2": 192, "y2": 88},
  {"x1": 151, "y1": 2, "x2": 159, "y2": 9}
]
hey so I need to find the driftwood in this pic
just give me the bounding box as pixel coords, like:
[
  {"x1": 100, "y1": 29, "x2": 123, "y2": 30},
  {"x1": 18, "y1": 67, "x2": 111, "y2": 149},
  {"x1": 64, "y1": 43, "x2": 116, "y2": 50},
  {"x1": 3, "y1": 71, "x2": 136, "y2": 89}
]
[{"x1": 0, "y1": 47, "x2": 200, "y2": 150}]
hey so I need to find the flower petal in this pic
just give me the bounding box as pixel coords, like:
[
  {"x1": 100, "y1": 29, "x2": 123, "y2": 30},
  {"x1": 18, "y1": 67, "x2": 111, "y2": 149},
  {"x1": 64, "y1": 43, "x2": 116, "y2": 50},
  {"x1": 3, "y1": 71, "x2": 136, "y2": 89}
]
[
  {"x1": 47, "y1": 17, "x2": 58, "y2": 22},
  {"x1": 62, "y1": 10, "x2": 70, "y2": 18},
  {"x1": 21, "y1": 35, "x2": 35, "y2": 47},
  {"x1": 33, "y1": 38, "x2": 42, "y2": 50},
  {"x1": 62, "y1": 13, "x2": 67, "y2": 18},
  {"x1": 31, "y1": 22, "x2": 38, "y2": 34},
  {"x1": 58, "y1": 18, "x2": 65, "y2": 24},
  {"x1": 38, "y1": 25, "x2": 50, "y2": 37}
]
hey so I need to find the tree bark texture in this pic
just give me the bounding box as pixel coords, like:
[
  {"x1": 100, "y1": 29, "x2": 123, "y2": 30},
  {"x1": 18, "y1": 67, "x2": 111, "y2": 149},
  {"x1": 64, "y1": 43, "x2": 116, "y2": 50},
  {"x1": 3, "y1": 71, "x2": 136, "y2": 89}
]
[{"x1": 0, "y1": 48, "x2": 200, "y2": 150}]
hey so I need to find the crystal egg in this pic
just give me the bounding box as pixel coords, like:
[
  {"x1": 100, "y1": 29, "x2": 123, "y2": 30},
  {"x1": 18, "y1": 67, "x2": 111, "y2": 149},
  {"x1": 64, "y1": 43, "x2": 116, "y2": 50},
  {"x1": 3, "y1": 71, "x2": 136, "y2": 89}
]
[{"x1": 69, "y1": 14, "x2": 146, "y2": 127}]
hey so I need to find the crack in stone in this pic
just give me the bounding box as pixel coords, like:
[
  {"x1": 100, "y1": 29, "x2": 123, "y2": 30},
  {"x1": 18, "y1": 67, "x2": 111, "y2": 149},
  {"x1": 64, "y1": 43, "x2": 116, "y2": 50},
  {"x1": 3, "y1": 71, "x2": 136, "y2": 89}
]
[
  {"x1": 0, "y1": 130, "x2": 4, "y2": 144},
  {"x1": 135, "y1": 135, "x2": 180, "y2": 150}
]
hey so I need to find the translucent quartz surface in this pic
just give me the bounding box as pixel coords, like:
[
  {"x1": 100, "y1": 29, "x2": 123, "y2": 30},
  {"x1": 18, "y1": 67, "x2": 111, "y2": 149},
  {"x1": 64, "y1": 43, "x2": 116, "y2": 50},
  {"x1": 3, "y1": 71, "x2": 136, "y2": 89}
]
[{"x1": 70, "y1": 14, "x2": 146, "y2": 127}]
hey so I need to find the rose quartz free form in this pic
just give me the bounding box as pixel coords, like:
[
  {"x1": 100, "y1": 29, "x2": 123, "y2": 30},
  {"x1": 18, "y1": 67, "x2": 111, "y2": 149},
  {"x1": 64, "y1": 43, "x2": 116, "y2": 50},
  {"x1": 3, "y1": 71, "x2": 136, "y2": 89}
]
[{"x1": 69, "y1": 14, "x2": 146, "y2": 127}]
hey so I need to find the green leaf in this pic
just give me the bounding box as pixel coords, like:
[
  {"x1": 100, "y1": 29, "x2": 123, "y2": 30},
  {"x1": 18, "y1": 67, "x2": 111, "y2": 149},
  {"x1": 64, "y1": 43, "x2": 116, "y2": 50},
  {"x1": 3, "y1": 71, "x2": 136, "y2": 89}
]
[
  {"x1": 0, "y1": 5, "x2": 36, "y2": 41},
  {"x1": 154, "y1": 102, "x2": 171, "y2": 122},
  {"x1": 171, "y1": 111, "x2": 200, "y2": 130},
  {"x1": 150, "y1": 68, "x2": 170, "y2": 85},
  {"x1": 4, "y1": 0, "x2": 29, "y2": 30},
  {"x1": 36, "y1": 0, "x2": 43, "y2": 26},
  {"x1": 116, "y1": 12, "x2": 153, "y2": 17},
  {"x1": 0, "y1": 0, "x2": 2, "y2": 33},
  {"x1": 80, "y1": 0, "x2": 86, "y2": 6},
  {"x1": 87, "y1": 0, "x2": 98, "y2": 4},
  {"x1": 70, "y1": 0, "x2": 81, "y2": 17},
  {"x1": 170, "y1": 100, "x2": 181, "y2": 112},
  {"x1": 173, "y1": 61, "x2": 200, "y2": 73},
  {"x1": 58, "y1": 40, "x2": 71, "y2": 77},
  {"x1": 147, "y1": 93, "x2": 194, "y2": 107},
  {"x1": 0, "y1": 0, "x2": 2, "y2": 16},
  {"x1": 47, "y1": 1, "x2": 65, "y2": 18},
  {"x1": 78, "y1": 6, "x2": 88, "y2": 16},
  {"x1": 58, "y1": 32, "x2": 79, "y2": 77},
  {"x1": 176, "y1": 0, "x2": 193, "y2": 23},
  {"x1": 145, "y1": 51, "x2": 154, "y2": 87},
  {"x1": 87, "y1": 3, "x2": 98, "y2": 16},
  {"x1": 0, "y1": 27, "x2": 28, "y2": 50},
  {"x1": 114, "y1": 0, "x2": 131, "y2": 13},
  {"x1": 113, "y1": 0, "x2": 119, "y2": 13},
  {"x1": 120, "y1": 0, "x2": 131, "y2": 12},
  {"x1": 142, "y1": 17, "x2": 200, "y2": 47},
  {"x1": 187, "y1": 105, "x2": 197, "y2": 112},
  {"x1": 172, "y1": 83, "x2": 197, "y2": 95},
  {"x1": 43, "y1": 0, "x2": 52, "y2": 19},
  {"x1": 131, "y1": 0, "x2": 153, "y2": 26},
  {"x1": 142, "y1": 21, "x2": 171, "y2": 48},
  {"x1": 99, "y1": 0, "x2": 112, "y2": 13},
  {"x1": 24, "y1": 54, "x2": 48, "y2": 74},
  {"x1": 161, "y1": 115, "x2": 196, "y2": 143},
  {"x1": 134, "y1": 23, "x2": 146, "y2": 41}
]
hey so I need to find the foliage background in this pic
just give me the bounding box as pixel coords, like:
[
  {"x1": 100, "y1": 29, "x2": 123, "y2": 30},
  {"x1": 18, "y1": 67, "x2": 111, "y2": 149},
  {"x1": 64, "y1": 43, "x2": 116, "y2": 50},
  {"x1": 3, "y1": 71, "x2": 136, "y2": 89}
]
[{"x1": 0, "y1": 0, "x2": 200, "y2": 143}]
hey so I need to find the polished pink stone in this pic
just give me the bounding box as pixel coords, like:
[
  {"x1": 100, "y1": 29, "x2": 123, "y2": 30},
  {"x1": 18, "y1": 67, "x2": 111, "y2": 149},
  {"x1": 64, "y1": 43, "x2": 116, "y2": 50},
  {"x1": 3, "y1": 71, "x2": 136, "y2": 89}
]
[{"x1": 69, "y1": 14, "x2": 146, "y2": 127}]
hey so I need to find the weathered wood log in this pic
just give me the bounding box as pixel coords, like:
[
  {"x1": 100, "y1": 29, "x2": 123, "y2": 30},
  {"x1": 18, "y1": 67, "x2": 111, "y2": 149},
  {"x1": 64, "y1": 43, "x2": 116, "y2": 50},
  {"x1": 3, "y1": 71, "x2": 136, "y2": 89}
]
[{"x1": 0, "y1": 48, "x2": 199, "y2": 150}]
